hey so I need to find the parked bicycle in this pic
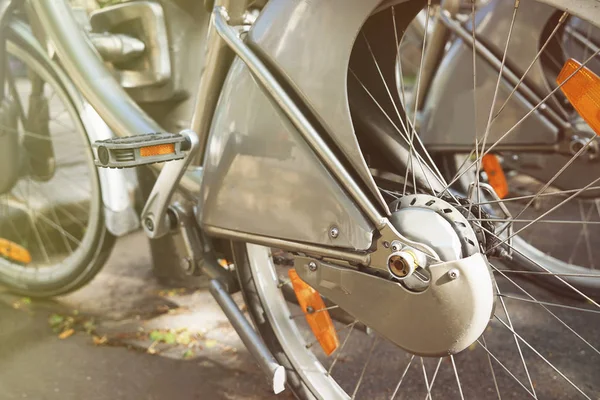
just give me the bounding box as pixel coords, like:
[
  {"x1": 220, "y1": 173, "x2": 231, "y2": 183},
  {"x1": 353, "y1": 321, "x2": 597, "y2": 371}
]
[{"x1": 0, "y1": 0, "x2": 598, "y2": 398}]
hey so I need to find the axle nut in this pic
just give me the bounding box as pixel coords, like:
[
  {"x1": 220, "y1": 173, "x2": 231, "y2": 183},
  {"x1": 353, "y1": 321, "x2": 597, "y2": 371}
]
[{"x1": 387, "y1": 251, "x2": 416, "y2": 280}]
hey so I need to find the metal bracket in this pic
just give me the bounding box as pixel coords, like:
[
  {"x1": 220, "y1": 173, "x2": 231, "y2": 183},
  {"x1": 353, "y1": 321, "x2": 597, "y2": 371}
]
[
  {"x1": 468, "y1": 182, "x2": 513, "y2": 257},
  {"x1": 295, "y1": 252, "x2": 495, "y2": 356},
  {"x1": 141, "y1": 129, "x2": 199, "y2": 239}
]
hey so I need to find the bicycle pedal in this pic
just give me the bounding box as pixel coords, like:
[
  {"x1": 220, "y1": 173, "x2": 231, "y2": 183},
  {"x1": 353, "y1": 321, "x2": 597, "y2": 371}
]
[{"x1": 93, "y1": 132, "x2": 190, "y2": 168}]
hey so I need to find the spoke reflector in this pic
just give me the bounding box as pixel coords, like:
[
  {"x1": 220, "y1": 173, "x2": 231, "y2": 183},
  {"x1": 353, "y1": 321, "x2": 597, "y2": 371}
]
[
  {"x1": 140, "y1": 143, "x2": 175, "y2": 157},
  {"x1": 557, "y1": 58, "x2": 600, "y2": 136},
  {"x1": 482, "y1": 154, "x2": 508, "y2": 199},
  {"x1": 0, "y1": 238, "x2": 31, "y2": 264},
  {"x1": 288, "y1": 269, "x2": 339, "y2": 356}
]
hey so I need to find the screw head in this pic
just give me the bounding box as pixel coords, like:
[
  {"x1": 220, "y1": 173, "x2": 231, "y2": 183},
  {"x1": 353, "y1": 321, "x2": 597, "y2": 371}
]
[
  {"x1": 448, "y1": 269, "x2": 460, "y2": 280},
  {"x1": 180, "y1": 257, "x2": 193, "y2": 273},
  {"x1": 308, "y1": 261, "x2": 318, "y2": 272},
  {"x1": 383, "y1": 241, "x2": 390, "y2": 248},
  {"x1": 329, "y1": 226, "x2": 339, "y2": 238},
  {"x1": 144, "y1": 217, "x2": 154, "y2": 232}
]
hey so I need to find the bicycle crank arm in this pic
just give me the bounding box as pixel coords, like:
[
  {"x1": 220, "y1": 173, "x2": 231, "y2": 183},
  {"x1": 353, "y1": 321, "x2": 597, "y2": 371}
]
[
  {"x1": 93, "y1": 130, "x2": 199, "y2": 239},
  {"x1": 294, "y1": 253, "x2": 496, "y2": 357}
]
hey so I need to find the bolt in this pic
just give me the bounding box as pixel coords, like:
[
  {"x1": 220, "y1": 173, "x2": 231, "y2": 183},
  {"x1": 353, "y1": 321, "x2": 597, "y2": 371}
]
[
  {"x1": 308, "y1": 261, "x2": 318, "y2": 272},
  {"x1": 306, "y1": 306, "x2": 315, "y2": 314},
  {"x1": 144, "y1": 217, "x2": 154, "y2": 232},
  {"x1": 329, "y1": 226, "x2": 339, "y2": 239},
  {"x1": 383, "y1": 241, "x2": 390, "y2": 248},
  {"x1": 180, "y1": 257, "x2": 193, "y2": 273},
  {"x1": 448, "y1": 269, "x2": 460, "y2": 280},
  {"x1": 387, "y1": 251, "x2": 416, "y2": 280}
]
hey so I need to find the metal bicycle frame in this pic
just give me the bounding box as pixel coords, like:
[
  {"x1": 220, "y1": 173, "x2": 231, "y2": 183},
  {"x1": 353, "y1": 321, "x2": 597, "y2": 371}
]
[
  {"x1": 26, "y1": 0, "x2": 600, "y2": 259},
  {"x1": 28, "y1": 0, "x2": 443, "y2": 268}
]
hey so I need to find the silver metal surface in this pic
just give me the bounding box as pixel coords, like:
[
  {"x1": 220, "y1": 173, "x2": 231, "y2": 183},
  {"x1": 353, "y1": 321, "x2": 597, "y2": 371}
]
[
  {"x1": 8, "y1": 19, "x2": 140, "y2": 236},
  {"x1": 204, "y1": 225, "x2": 370, "y2": 266},
  {"x1": 199, "y1": 41, "x2": 374, "y2": 249},
  {"x1": 468, "y1": 182, "x2": 513, "y2": 256},
  {"x1": 295, "y1": 253, "x2": 495, "y2": 356},
  {"x1": 89, "y1": 1, "x2": 171, "y2": 89},
  {"x1": 248, "y1": 0, "x2": 390, "y2": 214},
  {"x1": 168, "y1": 203, "x2": 205, "y2": 276},
  {"x1": 209, "y1": 279, "x2": 286, "y2": 394},
  {"x1": 387, "y1": 250, "x2": 417, "y2": 279},
  {"x1": 189, "y1": 0, "x2": 239, "y2": 165},
  {"x1": 420, "y1": 0, "x2": 564, "y2": 150},
  {"x1": 213, "y1": 7, "x2": 385, "y2": 229},
  {"x1": 141, "y1": 130, "x2": 199, "y2": 239},
  {"x1": 29, "y1": 0, "x2": 201, "y2": 195},
  {"x1": 407, "y1": 0, "x2": 461, "y2": 112},
  {"x1": 392, "y1": 194, "x2": 479, "y2": 259},
  {"x1": 88, "y1": 32, "x2": 145, "y2": 64}
]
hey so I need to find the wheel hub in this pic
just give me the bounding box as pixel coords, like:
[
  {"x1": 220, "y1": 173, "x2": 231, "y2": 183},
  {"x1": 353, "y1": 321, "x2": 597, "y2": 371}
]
[{"x1": 295, "y1": 193, "x2": 497, "y2": 356}]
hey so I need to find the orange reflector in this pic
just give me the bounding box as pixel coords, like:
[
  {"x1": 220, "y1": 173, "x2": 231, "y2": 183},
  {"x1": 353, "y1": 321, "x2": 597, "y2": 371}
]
[
  {"x1": 288, "y1": 269, "x2": 339, "y2": 356},
  {"x1": 140, "y1": 143, "x2": 175, "y2": 157},
  {"x1": 0, "y1": 238, "x2": 31, "y2": 264},
  {"x1": 482, "y1": 154, "x2": 508, "y2": 199},
  {"x1": 557, "y1": 58, "x2": 600, "y2": 136}
]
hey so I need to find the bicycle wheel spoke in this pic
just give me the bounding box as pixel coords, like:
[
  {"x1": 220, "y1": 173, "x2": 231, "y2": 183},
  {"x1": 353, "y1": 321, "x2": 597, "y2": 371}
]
[
  {"x1": 494, "y1": 316, "x2": 591, "y2": 399},
  {"x1": 491, "y1": 264, "x2": 600, "y2": 356},
  {"x1": 405, "y1": 0, "x2": 432, "y2": 195},
  {"x1": 498, "y1": 293, "x2": 600, "y2": 314},
  {"x1": 443, "y1": 47, "x2": 600, "y2": 194},
  {"x1": 493, "y1": 279, "x2": 538, "y2": 398},
  {"x1": 476, "y1": 222, "x2": 600, "y2": 307},
  {"x1": 450, "y1": 355, "x2": 465, "y2": 400},
  {"x1": 390, "y1": 354, "x2": 415, "y2": 400},
  {"x1": 290, "y1": 305, "x2": 340, "y2": 319},
  {"x1": 468, "y1": 217, "x2": 600, "y2": 225},
  {"x1": 361, "y1": 32, "x2": 436, "y2": 195},
  {"x1": 493, "y1": 269, "x2": 600, "y2": 278},
  {"x1": 495, "y1": 137, "x2": 598, "y2": 237},
  {"x1": 350, "y1": 70, "x2": 445, "y2": 193},
  {"x1": 328, "y1": 320, "x2": 358, "y2": 375},
  {"x1": 481, "y1": 335, "x2": 502, "y2": 400},
  {"x1": 423, "y1": 357, "x2": 442, "y2": 400},
  {"x1": 471, "y1": 185, "x2": 600, "y2": 206},
  {"x1": 494, "y1": 11, "x2": 569, "y2": 119},
  {"x1": 476, "y1": 339, "x2": 537, "y2": 398},
  {"x1": 16, "y1": 183, "x2": 50, "y2": 263},
  {"x1": 351, "y1": 336, "x2": 378, "y2": 399},
  {"x1": 490, "y1": 175, "x2": 600, "y2": 252},
  {"x1": 305, "y1": 319, "x2": 355, "y2": 350}
]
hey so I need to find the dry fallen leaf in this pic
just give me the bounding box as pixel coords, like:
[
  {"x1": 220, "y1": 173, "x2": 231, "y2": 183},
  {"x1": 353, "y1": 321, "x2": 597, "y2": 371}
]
[
  {"x1": 59, "y1": 328, "x2": 75, "y2": 339},
  {"x1": 147, "y1": 341, "x2": 159, "y2": 355},
  {"x1": 93, "y1": 335, "x2": 108, "y2": 345}
]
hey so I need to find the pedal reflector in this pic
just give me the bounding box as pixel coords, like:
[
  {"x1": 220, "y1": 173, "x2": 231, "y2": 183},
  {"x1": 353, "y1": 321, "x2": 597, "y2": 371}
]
[
  {"x1": 482, "y1": 154, "x2": 508, "y2": 199},
  {"x1": 557, "y1": 58, "x2": 600, "y2": 136},
  {"x1": 0, "y1": 238, "x2": 31, "y2": 264},
  {"x1": 93, "y1": 133, "x2": 188, "y2": 168},
  {"x1": 288, "y1": 269, "x2": 339, "y2": 356},
  {"x1": 140, "y1": 143, "x2": 175, "y2": 157}
]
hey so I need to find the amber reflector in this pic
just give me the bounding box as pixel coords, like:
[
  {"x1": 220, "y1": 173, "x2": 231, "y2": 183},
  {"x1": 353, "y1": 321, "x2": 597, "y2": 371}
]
[
  {"x1": 482, "y1": 154, "x2": 508, "y2": 199},
  {"x1": 140, "y1": 143, "x2": 175, "y2": 157},
  {"x1": 288, "y1": 269, "x2": 339, "y2": 356},
  {"x1": 0, "y1": 238, "x2": 31, "y2": 264},
  {"x1": 557, "y1": 58, "x2": 600, "y2": 136}
]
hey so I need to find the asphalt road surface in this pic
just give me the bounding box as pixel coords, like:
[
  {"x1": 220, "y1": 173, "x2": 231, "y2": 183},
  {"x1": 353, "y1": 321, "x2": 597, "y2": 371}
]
[{"x1": 1, "y1": 231, "x2": 599, "y2": 400}]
